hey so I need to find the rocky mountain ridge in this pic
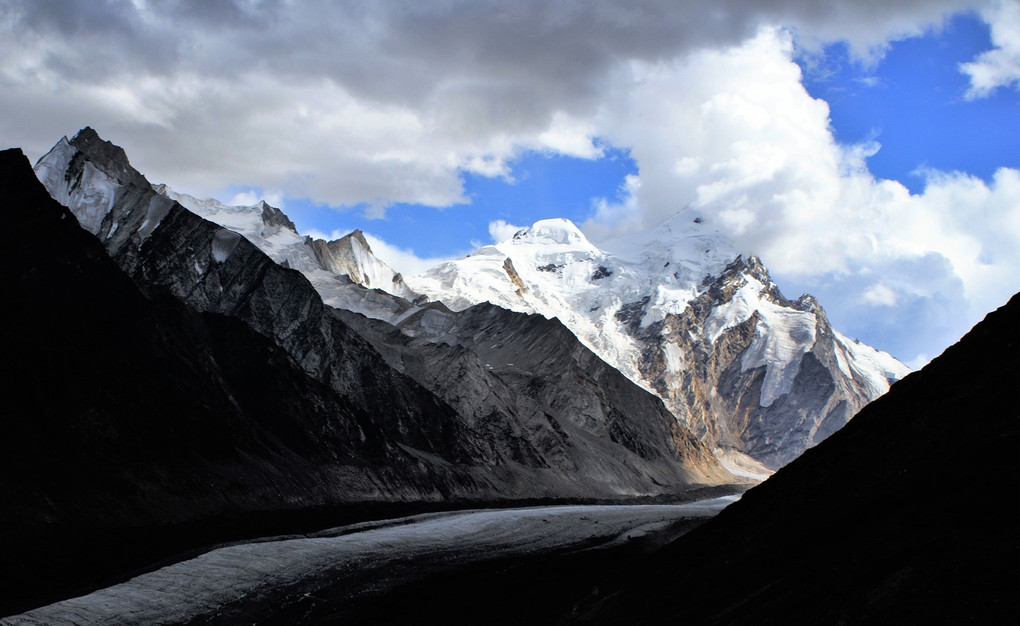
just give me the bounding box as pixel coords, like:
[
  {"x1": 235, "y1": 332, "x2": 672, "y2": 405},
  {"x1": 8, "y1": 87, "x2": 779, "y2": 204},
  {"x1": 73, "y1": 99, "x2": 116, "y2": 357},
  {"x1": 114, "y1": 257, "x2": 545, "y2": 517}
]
[
  {"x1": 95, "y1": 141, "x2": 907, "y2": 471},
  {"x1": 153, "y1": 185, "x2": 428, "y2": 320},
  {"x1": 32, "y1": 127, "x2": 731, "y2": 498}
]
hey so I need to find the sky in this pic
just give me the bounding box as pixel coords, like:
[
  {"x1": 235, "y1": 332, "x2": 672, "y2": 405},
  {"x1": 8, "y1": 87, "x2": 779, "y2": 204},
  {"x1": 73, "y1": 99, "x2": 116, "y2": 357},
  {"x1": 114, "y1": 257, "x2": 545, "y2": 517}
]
[{"x1": 2, "y1": 0, "x2": 1018, "y2": 368}]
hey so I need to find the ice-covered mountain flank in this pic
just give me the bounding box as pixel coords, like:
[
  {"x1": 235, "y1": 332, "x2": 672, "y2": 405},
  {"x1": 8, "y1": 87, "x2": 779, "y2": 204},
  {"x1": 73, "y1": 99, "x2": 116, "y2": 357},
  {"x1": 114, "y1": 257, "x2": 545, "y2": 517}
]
[{"x1": 408, "y1": 216, "x2": 909, "y2": 469}]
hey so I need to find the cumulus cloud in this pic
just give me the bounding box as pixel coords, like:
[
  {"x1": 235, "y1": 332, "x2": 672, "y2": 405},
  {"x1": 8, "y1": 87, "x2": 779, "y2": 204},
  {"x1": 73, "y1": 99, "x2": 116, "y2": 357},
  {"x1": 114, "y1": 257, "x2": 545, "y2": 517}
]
[
  {"x1": 862, "y1": 283, "x2": 900, "y2": 307},
  {"x1": 228, "y1": 189, "x2": 285, "y2": 208},
  {"x1": 302, "y1": 228, "x2": 349, "y2": 243},
  {"x1": 961, "y1": 0, "x2": 1020, "y2": 97},
  {"x1": 576, "y1": 25, "x2": 1019, "y2": 364},
  {"x1": 360, "y1": 233, "x2": 461, "y2": 276}
]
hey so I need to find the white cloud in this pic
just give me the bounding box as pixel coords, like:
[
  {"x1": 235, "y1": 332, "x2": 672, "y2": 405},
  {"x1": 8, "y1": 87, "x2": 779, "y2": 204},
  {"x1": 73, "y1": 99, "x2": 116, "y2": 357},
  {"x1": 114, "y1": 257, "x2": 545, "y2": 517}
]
[
  {"x1": 0, "y1": 0, "x2": 976, "y2": 213},
  {"x1": 488, "y1": 219, "x2": 526, "y2": 243},
  {"x1": 906, "y1": 353, "x2": 933, "y2": 370},
  {"x1": 862, "y1": 283, "x2": 900, "y2": 307},
  {"x1": 576, "y1": 26, "x2": 1020, "y2": 363},
  {"x1": 303, "y1": 228, "x2": 352, "y2": 243},
  {"x1": 361, "y1": 233, "x2": 461, "y2": 276},
  {"x1": 228, "y1": 190, "x2": 262, "y2": 207},
  {"x1": 961, "y1": 0, "x2": 1020, "y2": 98}
]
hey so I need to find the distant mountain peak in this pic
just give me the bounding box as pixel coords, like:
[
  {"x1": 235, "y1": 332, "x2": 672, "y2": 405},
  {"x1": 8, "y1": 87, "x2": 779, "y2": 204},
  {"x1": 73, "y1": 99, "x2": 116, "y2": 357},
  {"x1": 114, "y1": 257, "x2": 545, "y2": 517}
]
[{"x1": 511, "y1": 218, "x2": 591, "y2": 247}]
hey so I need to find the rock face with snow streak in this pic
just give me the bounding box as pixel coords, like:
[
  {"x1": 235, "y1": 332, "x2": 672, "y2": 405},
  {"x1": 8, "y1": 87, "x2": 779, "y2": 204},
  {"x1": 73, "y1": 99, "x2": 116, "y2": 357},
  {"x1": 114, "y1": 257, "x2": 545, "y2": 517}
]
[
  {"x1": 409, "y1": 216, "x2": 909, "y2": 469},
  {"x1": 307, "y1": 229, "x2": 424, "y2": 302}
]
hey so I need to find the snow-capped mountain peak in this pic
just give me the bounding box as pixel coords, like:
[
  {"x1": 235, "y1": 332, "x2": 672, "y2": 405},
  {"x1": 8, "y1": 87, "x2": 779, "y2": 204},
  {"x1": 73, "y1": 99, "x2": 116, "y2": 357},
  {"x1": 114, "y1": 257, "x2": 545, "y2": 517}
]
[
  {"x1": 409, "y1": 214, "x2": 911, "y2": 469},
  {"x1": 510, "y1": 218, "x2": 597, "y2": 249}
]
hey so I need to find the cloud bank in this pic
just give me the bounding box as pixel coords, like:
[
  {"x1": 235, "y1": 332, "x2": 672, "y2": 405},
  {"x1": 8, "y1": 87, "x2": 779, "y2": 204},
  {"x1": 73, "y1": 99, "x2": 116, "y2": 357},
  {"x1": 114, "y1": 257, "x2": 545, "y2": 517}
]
[
  {"x1": 2, "y1": 0, "x2": 1017, "y2": 364},
  {"x1": 0, "y1": 0, "x2": 974, "y2": 207}
]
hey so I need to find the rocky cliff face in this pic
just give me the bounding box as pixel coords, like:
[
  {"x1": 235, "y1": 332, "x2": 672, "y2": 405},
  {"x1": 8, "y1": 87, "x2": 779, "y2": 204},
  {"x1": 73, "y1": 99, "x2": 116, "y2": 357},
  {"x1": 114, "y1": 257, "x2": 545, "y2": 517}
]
[
  {"x1": 32, "y1": 128, "x2": 731, "y2": 499},
  {"x1": 616, "y1": 255, "x2": 892, "y2": 468},
  {"x1": 306, "y1": 229, "x2": 425, "y2": 303},
  {"x1": 409, "y1": 217, "x2": 909, "y2": 470}
]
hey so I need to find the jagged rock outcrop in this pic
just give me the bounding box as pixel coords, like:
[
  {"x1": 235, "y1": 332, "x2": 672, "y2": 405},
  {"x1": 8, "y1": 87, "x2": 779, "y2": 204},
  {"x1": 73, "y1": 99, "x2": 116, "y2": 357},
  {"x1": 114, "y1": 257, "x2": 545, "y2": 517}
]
[
  {"x1": 618, "y1": 255, "x2": 887, "y2": 468},
  {"x1": 305, "y1": 228, "x2": 426, "y2": 303}
]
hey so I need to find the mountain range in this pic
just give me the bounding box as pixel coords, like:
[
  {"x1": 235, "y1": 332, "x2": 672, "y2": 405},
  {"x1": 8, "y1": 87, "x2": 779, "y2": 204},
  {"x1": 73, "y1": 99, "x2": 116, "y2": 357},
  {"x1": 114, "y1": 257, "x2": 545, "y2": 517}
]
[
  {"x1": 39, "y1": 128, "x2": 907, "y2": 474},
  {"x1": 154, "y1": 157, "x2": 910, "y2": 473},
  {"x1": 408, "y1": 216, "x2": 909, "y2": 470},
  {"x1": 2, "y1": 129, "x2": 729, "y2": 613},
  {"x1": 3, "y1": 126, "x2": 918, "y2": 615}
]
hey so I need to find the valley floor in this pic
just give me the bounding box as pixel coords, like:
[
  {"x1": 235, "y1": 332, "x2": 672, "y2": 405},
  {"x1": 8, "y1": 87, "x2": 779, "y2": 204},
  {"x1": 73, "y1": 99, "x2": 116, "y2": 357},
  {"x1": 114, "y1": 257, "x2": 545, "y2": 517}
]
[{"x1": 2, "y1": 498, "x2": 737, "y2": 625}]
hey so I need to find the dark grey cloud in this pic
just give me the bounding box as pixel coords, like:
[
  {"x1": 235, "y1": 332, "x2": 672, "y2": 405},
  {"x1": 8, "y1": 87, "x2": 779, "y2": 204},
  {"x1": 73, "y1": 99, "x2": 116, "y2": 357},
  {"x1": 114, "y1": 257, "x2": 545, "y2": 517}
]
[{"x1": 3, "y1": 0, "x2": 973, "y2": 110}]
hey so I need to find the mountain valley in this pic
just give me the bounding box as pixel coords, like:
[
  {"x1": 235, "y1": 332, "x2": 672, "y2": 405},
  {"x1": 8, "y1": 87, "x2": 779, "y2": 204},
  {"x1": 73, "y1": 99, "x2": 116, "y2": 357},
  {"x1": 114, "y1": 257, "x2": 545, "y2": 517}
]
[{"x1": 2, "y1": 127, "x2": 966, "y2": 621}]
